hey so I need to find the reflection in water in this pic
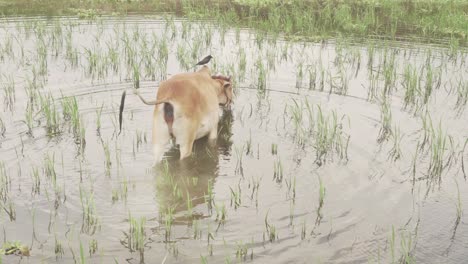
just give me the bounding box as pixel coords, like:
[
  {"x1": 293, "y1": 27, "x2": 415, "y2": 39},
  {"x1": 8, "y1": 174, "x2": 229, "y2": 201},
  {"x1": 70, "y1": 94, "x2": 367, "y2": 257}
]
[{"x1": 153, "y1": 109, "x2": 234, "y2": 222}]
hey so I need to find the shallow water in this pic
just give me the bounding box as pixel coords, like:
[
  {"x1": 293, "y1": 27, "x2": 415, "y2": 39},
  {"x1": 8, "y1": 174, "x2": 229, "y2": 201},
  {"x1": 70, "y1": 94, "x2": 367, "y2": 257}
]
[{"x1": 0, "y1": 16, "x2": 467, "y2": 263}]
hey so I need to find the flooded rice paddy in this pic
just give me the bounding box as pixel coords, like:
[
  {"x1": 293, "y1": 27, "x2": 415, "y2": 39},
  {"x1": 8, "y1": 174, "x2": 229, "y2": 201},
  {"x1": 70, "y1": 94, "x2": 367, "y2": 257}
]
[{"x1": 0, "y1": 16, "x2": 467, "y2": 263}]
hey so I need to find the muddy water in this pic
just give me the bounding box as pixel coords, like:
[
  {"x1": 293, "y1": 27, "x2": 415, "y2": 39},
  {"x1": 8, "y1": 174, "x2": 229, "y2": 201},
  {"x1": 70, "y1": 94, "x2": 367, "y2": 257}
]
[{"x1": 0, "y1": 16, "x2": 467, "y2": 263}]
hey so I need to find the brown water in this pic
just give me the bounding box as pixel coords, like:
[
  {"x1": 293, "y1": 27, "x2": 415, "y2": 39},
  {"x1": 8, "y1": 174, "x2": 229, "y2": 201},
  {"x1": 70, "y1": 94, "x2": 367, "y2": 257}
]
[{"x1": 0, "y1": 16, "x2": 467, "y2": 263}]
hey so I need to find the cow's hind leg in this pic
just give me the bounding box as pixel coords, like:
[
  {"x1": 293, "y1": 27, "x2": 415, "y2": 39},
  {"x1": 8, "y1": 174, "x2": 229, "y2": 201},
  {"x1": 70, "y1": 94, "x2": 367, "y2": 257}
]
[{"x1": 174, "y1": 120, "x2": 197, "y2": 160}]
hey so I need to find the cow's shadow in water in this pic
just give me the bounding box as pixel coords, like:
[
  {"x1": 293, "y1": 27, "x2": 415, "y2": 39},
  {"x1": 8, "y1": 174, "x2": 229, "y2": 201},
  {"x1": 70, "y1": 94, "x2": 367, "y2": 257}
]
[{"x1": 153, "y1": 109, "x2": 234, "y2": 222}]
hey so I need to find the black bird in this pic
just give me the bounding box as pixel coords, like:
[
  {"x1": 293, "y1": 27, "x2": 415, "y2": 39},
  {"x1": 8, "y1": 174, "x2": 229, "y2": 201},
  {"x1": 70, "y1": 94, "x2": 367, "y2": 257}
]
[{"x1": 195, "y1": 55, "x2": 213, "y2": 67}]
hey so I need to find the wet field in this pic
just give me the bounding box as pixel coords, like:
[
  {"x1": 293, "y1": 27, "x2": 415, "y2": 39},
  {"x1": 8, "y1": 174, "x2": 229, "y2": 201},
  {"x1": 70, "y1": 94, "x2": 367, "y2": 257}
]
[{"x1": 0, "y1": 16, "x2": 467, "y2": 263}]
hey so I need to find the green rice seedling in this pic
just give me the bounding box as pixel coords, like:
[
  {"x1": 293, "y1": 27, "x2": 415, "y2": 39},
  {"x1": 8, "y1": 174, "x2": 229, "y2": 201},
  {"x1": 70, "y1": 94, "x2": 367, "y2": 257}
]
[
  {"x1": 245, "y1": 131, "x2": 253, "y2": 155},
  {"x1": 377, "y1": 99, "x2": 392, "y2": 144},
  {"x1": 106, "y1": 42, "x2": 120, "y2": 73},
  {"x1": 235, "y1": 241, "x2": 248, "y2": 262},
  {"x1": 62, "y1": 96, "x2": 80, "y2": 136},
  {"x1": 301, "y1": 218, "x2": 307, "y2": 240},
  {"x1": 0, "y1": 241, "x2": 29, "y2": 256},
  {"x1": 156, "y1": 34, "x2": 168, "y2": 66},
  {"x1": 410, "y1": 143, "x2": 419, "y2": 192},
  {"x1": 200, "y1": 255, "x2": 208, "y2": 264},
  {"x1": 316, "y1": 177, "x2": 326, "y2": 223},
  {"x1": 234, "y1": 145, "x2": 245, "y2": 176},
  {"x1": 264, "y1": 211, "x2": 277, "y2": 243},
  {"x1": 176, "y1": 44, "x2": 191, "y2": 71},
  {"x1": 135, "y1": 129, "x2": 147, "y2": 151},
  {"x1": 295, "y1": 61, "x2": 304, "y2": 88},
  {"x1": 132, "y1": 61, "x2": 140, "y2": 89},
  {"x1": 204, "y1": 179, "x2": 215, "y2": 214},
  {"x1": 423, "y1": 61, "x2": 434, "y2": 105},
  {"x1": 0, "y1": 34, "x2": 13, "y2": 60},
  {"x1": 79, "y1": 240, "x2": 85, "y2": 264},
  {"x1": 462, "y1": 139, "x2": 467, "y2": 180},
  {"x1": 96, "y1": 103, "x2": 104, "y2": 133},
  {"x1": 143, "y1": 41, "x2": 158, "y2": 81},
  {"x1": 50, "y1": 20, "x2": 63, "y2": 57},
  {"x1": 25, "y1": 66, "x2": 43, "y2": 105},
  {"x1": 181, "y1": 19, "x2": 190, "y2": 40},
  {"x1": 402, "y1": 64, "x2": 421, "y2": 111},
  {"x1": 367, "y1": 67, "x2": 379, "y2": 102},
  {"x1": 389, "y1": 226, "x2": 396, "y2": 263},
  {"x1": 314, "y1": 106, "x2": 348, "y2": 165},
  {"x1": 24, "y1": 104, "x2": 34, "y2": 134},
  {"x1": 44, "y1": 152, "x2": 57, "y2": 187},
  {"x1": 77, "y1": 118, "x2": 86, "y2": 152},
  {"x1": 65, "y1": 25, "x2": 74, "y2": 58},
  {"x1": 318, "y1": 61, "x2": 325, "y2": 92},
  {"x1": 229, "y1": 185, "x2": 241, "y2": 210},
  {"x1": 255, "y1": 30, "x2": 266, "y2": 49},
  {"x1": 281, "y1": 43, "x2": 289, "y2": 62},
  {"x1": 79, "y1": 187, "x2": 100, "y2": 235},
  {"x1": 454, "y1": 179, "x2": 462, "y2": 224},
  {"x1": 273, "y1": 158, "x2": 283, "y2": 183},
  {"x1": 388, "y1": 125, "x2": 403, "y2": 162},
  {"x1": 111, "y1": 188, "x2": 119, "y2": 204},
  {"x1": 190, "y1": 38, "x2": 203, "y2": 62},
  {"x1": 238, "y1": 48, "x2": 247, "y2": 80},
  {"x1": 215, "y1": 203, "x2": 227, "y2": 224},
  {"x1": 89, "y1": 239, "x2": 98, "y2": 256},
  {"x1": 382, "y1": 50, "x2": 396, "y2": 96},
  {"x1": 455, "y1": 79, "x2": 467, "y2": 113},
  {"x1": 418, "y1": 111, "x2": 433, "y2": 152},
  {"x1": 0, "y1": 116, "x2": 5, "y2": 137},
  {"x1": 255, "y1": 57, "x2": 267, "y2": 92},
  {"x1": 126, "y1": 213, "x2": 146, "y2": 262},
  {"x1": 164, "y1": 15, "x2": 176, "y2": 39},
  {"x1": 37, "y1": 37, "x2": 48, "y2": 76},
  {"x1": 289, "y1": 200, "x2": 295, "y2": 226},
  {"x1": 54, "y1": 235, "x2": 64, "y2": 259},
  {"x1": 1, "y1": 200, "x2": 16, "y2": 221},
  {"x1": 398, "y1": 231, "x2": 415, "y2": 264},
  {"x1": 102, "y1": 140, "x2": 112, "y2": 176},
  {"x1": 186, "y1": 191, "x2": 193, "y2": 220},
  {"x1": 308, "y1": 65, "x2": 317, "y2": 90},
  {"x1": 285, "y1": 175, "x2": 296, "y2": 203},
  {"x1": 0, "y1": 162, "x2": 11, "y2": 203},
  {"x1": 1, "y1": 74, "x2": 15, "y2": 111},
  {"x1": 164, "y1": 207, "x2": 174, "y2": 242},
  {"x1": 192, "y1": 220, "x2": 201, "y2": 239},
  {"x1": 84, "y1": 47, "x2": 98, "y2": 77},
  {"x1": 39, "y1": 93, "x2": 61, "y2": 136},
  {"x1": 332, "y1": 65, "x2": 349, "y2": 95},
  {"x1": 289, "y1": 100, "x2": 349, "y2": 163},
  {"x1": 289, "y1": 100, "x2": 306, "y2": 145},
  {"x1": 31, "y1": 166, "x2": 40, "y2": 196},
  {"x1": 427, "y1": 123, "x2": 448, "y2": 181},
  {"x1": 271, "y1": 143, "x2": 277, "y2": 155},
  {"x1": 266, "y1": 49, "x2": 276, "y2": 71},
  {"x1": 448, "y1": 37, "x2": 460, "y2": 59}
]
